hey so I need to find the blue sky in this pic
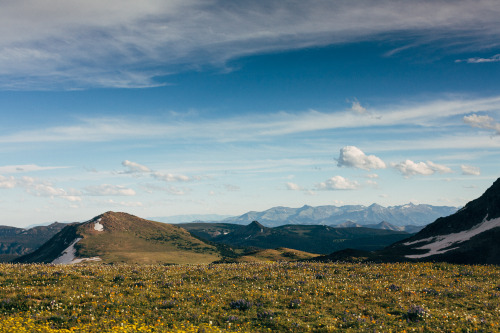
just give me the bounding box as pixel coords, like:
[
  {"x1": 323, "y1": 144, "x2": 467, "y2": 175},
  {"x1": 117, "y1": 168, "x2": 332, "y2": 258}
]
[{"x1": 1, "y1": 0, "x2": 500, "y2": 226}]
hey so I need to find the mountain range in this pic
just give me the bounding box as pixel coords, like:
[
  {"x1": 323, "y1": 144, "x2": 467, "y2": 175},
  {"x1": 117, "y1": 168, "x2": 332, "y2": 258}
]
[
  {"x1": 179, "y1": 221, "x2": 412, "y2": 254},
  {"x1": 219, "y1": 203, "x2": 457, "y2": 227},
  {"x1": 7, "y1": 177, "x2": 500, "y2": 265},
  {"x1": 0, "y1": 222, "x2": 69, "y2": 262},
  {"x1": 319, "y1": 177, "x2": 500, "y2": 265}
]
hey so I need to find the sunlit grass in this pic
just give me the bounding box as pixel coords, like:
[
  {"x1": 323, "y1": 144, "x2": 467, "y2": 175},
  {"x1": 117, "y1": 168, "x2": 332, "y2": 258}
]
[{"x1": 1, "y1": 262, "x2": 499, "y2": 332}]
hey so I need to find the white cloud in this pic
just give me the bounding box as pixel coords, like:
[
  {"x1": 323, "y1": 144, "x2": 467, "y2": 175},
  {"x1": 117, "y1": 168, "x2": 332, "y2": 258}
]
[
  {"x1": 64, "y1": 196, "x2": 82, "y2": 202},
  {"x1": 85, "y1": 184, "x2": 136, "y2": 196},
  {"x1": 461, "y1": 165, "x2": 481, "y2": 176},
  {"x1": 349, "y1": 99, "x2": 367, "y2": 115},
  {"x1": 463, "y1": 113, "x2": 500, "y2": 135},
  {"x1": 286, "y1": 182, "x2": 302, "y2": 191},
  {"x1": 0, "y1": 174, "x2": 82, "y2": 201},
  {"x1": 152, "y1": 172, "x2": 190, "y2": 182},
  {"x1": 0, "y1": 164, "x2": 69, "y2": 173},
  {"x1": 2, "y1": 95, "x2": 500, "y2": 144},
  {"x1": 2, "y1": 1, "x2": 500, "y2": 89},
  {"x1": 140, "y1": 183, "x2": 190, "y2": 195},
  {"x1": 316, "y1": 176, "x2": 359, "y2": 190},
  {"x1": 105, "y1": 199, "x2": 143, "y2": 207},
  {"x1": 337, "y1": 146, "x2": 386, "y2": 170},
  {"x1": 426, "y1": 161, "x2": 453, "y2": 174},
  {"x1": 365, "y1": 174, "x2": 379, "y2": 179},
  {"x1": 0, "y1": 175, "x2": 16, "y2": 188},
  {"x1": 456, "y1": 54, "x2": 500, "y2": 63},
  {"x1": 122, "y1": 160, "x2": 151, "y2": 173},
  {"x1": 392, "y1": 160, "x2": 452, "y2": 177}
]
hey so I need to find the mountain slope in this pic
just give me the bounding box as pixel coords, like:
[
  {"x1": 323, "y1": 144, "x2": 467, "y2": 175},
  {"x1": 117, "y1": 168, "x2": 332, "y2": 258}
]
[
  {"x1": 200, "y1": 222, "x2": 411, "y2": 254},
  {"x1": 221, "y1": 203, "x2": 457, "y2": 227},
  {"x1": 229, "y1": 247, "x2": 320, "y2": 262},
  {"x1": 0, "y1": 222, "x2": 69, "y2": 262},
  {"x1": 380, "y1": 178, "x2": 500, "y2": 264},
  {"x1": 15, "y1": 212, "x2": 223, "y2": 264}
]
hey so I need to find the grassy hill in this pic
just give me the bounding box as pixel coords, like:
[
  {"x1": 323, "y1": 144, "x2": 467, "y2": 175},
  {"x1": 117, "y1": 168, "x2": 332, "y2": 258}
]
[{"x1": 16, "y1": 212, "x2": 224, "y2": 265}]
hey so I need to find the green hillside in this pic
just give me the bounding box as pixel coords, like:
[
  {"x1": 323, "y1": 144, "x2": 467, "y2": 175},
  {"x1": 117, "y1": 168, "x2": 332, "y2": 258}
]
[
  {"x1": 182, "y1": 221, "x2": 412, "y2": 254},
  {"x1": 16, "y1": 212, "x2": 223, "y2": 265}
]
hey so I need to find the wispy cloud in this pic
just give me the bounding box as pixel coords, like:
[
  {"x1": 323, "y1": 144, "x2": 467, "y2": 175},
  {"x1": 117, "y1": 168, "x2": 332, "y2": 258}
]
[
  {"x1": 104, "y1": 199, "x2": 144, "y2": 208},
  {"x1": 2, "y1": 95, "x2": 500, "y2": 145},
  {"x1": 224, "y1": 184, "x2": 241, "y2": 192},
  {"x1": 2, "y1": 1, "x2": 500, "y2": 89},
  {"x1": 0, "y1": 164, "x2": 69, "y2": 173},
  {"x1": 151, "y1": 172, "x2": 190, "y2": 182},
  {"x1": 456, "y1": 54, "x2": 500, "y2": 63},
  {"x1": 85, "y1": 184, "x2": 136, "y2": 196},
  {"x1": 120, "y1": 160, "x2": 192, "y2": 183},
  {"x1": 337, "y1": 146, "x2": 386, "y2": 170}
]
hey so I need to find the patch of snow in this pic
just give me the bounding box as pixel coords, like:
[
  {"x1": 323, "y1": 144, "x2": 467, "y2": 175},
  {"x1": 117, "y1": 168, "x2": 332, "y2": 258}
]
[
  {"x1": 94, "y1": 218, "x2": 104, "y2": 231},
  {"x1": 51, "y1": 237, "x2": 101, "y2": 264},
  {"x1": 405, "y1": 217, "x2": 500, "y2": 259}
]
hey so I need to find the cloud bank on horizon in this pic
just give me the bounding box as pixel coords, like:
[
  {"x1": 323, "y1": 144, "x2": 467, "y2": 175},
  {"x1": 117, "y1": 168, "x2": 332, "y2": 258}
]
[{"x1": 0, "y1": 0, "x2": 499, "y2": 226}]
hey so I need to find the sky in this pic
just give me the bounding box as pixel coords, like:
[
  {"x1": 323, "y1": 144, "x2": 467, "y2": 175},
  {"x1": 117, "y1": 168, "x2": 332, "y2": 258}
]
[{"x1": 1, "y1": 0, "x2": 500, "y2": 227}]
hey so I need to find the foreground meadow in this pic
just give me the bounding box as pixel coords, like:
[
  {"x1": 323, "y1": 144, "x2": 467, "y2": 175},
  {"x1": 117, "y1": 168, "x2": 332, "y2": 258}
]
[{"x1": 0, "y1": 262, "x2": 499, "y2": 332}]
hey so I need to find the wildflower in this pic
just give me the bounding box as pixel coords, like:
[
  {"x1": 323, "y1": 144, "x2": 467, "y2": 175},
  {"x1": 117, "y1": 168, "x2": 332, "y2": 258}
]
[
  {"x1": 405, "y1": 305, "x2": 428, "y2": 322},
  {"x1": 229, "y1": 299, "x2": 253, "y2": 311}
]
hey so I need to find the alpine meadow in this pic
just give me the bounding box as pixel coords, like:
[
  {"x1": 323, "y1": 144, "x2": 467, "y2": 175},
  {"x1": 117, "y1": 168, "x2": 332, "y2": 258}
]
[{"x1": 1, "y1": 1, "x2": 500, "y2": 332}]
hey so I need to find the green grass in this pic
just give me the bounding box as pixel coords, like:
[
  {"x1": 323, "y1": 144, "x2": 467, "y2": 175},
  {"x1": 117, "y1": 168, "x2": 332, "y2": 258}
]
[{"x1": 0, "y1": 262, "x2": 499, "y2": 332}]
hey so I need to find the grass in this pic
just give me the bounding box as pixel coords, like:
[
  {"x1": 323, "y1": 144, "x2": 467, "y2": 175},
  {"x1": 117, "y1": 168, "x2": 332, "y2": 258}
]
[
  {"x1": 234, "y1": 248, "x2": 319, "y2": 262},
  {"x1": 0, "y1": 261, "x2": 499, "y2": 332}
]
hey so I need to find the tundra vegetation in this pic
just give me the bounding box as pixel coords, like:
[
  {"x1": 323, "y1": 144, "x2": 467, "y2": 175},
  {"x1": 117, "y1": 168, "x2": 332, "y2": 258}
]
[{"x1": 0, "y1": 262, "x2": 499, "y2": 332}]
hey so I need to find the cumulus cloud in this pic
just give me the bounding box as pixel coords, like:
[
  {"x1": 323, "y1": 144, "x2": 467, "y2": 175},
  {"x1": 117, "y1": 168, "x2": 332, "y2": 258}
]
[
  {"x1": 456, "y1": 54, "x2": 500, "y2": 63},
  {"x1": 349, "y1": 99, "x2": 368, "y2": 115},
  {"x1": 316, "y1": 176, "x2": 359, "y2": 190},
  {"x1": 461, "y1": 165, "x2": 481, "y2": 176},
  {"x1": 286, "y1": 182, "x2": 302, "y2": 191},
  {"x1": 85, "y1": 184, "x2": 136, "y2": 196},
  {"x1": 0, "y1": 174, "x2": 82, "y2": 201},
  {"x1": 337, "y1": 146, "x2": 386, "y2": 170},
  {"x1": 0, "y1": 175, "x2": 16, "y2": 189},
  {"x1": 463, "y1": 113, "x2": 500, "y2": 135},
  {"x1": 122, "y1": 160, "x2": 151, "y2": 173},
  {"x1": 2, "y1": 1, "x2": 500, "y2": 89},
  {"x1": 392, "y1": 160, "x2": 452, "y2": 177}
]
